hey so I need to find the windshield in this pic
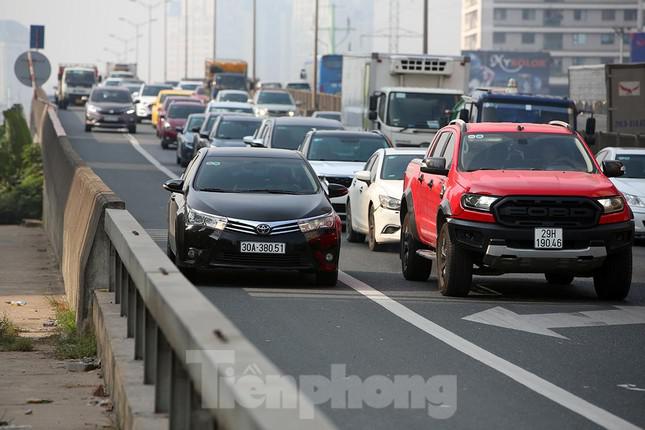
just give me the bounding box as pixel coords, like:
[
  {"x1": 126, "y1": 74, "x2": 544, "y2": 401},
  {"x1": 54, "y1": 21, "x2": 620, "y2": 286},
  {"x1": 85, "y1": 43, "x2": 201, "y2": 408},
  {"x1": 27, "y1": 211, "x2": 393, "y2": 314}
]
[
  {"x1": 272, "y1": 125, "x2": 341, "y2": 150},
  {"x1": 215, "y1": 74, "x2": 246, "y2": 89},
  {"x1": 481, "y1": 102, "x2": 575, "y2": 125},
  {"x1": 179, "y1": 82, "x2": 200, "y2": 90},
  {"x1": 194, "y1": 156, "x2": 319, "y2": 194},
  {"x1": 202, "y1": 115, "x2": 219, "y2": 134},
  {"x1": 316, "y1": 112, "x2": 341, "y2": 121},
  {"x1": 186, "y1": 115, "x2": 205, "y2": 131},
  {"x1": 308, "y1": 135, "x2": 390, "y2": 162},
  {"x1": 90, "y1": 89, "x2": 131, "y2": 103},
  {"x1": 287, "y1": 83, "x2": 310, "y2": 90},
  {"x1": 219, "y1": 93, "x2": 248, "y2": 102},
  {"x1": 459, "y1": 133, "x2": 596, "y2": 173},
  {"x1": 381, "y1": 154, "x2": 424, "y2": 180},
  {"x1": 104, "y1": 79, "x2": 122, "y2": 87},
  {"x1": 65, "y1": 70, "x2": 96, "y2": 86},
  {"x1": 615, "y1": 154, "x2": 645, "y2": 179},
  {"x1": 257, "y1": 92, "x2": 293, "y2": 105},
  {"x1": 168, "y1": 104, "x2": 205, "y2": 119},
  {"x1": 142, "y1": 85, "x2": 171, "y2": 96},
  {"x1": 215, "y1": 119, "x2": 262, "y2": 139},
  {"x1": 388, "y1": 92, "x2": 460, "y2": 129},
  {"x1": 209, "y1": 105, "x2": 253, "y2": 114}
]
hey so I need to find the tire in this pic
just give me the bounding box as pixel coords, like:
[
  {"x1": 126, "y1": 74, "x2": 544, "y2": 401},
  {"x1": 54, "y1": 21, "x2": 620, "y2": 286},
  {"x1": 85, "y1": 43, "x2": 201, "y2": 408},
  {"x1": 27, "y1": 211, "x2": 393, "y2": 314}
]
[
  {"x1": 176, "y1": 155, "x2": 181, "y2": 165},
  {"x1": 84, "y1": 124, "x2": 92, "y2": 132},
  {"x1": 367, "y1": 207, "x2": 383, "y2": 252},
  {"x1": 436, "y1": 222, "x2": 472, "y2": 297},
  {"x1": 593, "y1": 247, "x2": 632, "y2": 300},
  {"x1": 128, "y1": 125, "x2": 137, "y2": 134},
  {"x1": 400, "y1": 213, "x2": 431, "y2": 281},
  {"x1": 316, "y1": 270, "x2": 338, "y2": 286},
  {"x1": 346, "y1": 200, "x2": 365, "y2": 243},
  {"x1": 545, "y1": 272, "x2": 574, "y2": 285},
  {"x1": 161, "y1": 139, "x2": 169, "y2": 149}
]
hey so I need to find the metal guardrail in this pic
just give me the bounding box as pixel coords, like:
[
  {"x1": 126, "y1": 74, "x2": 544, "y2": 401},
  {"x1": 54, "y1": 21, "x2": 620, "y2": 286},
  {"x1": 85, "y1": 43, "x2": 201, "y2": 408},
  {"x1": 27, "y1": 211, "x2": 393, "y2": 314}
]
[{"x1": 104, "y1": 208, "x2": 337, "y2": 430}]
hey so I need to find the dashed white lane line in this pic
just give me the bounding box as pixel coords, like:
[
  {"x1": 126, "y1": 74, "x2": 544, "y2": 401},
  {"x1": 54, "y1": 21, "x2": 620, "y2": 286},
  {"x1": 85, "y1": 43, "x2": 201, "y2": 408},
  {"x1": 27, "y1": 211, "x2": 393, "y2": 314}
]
[
  {"x1": 125, "y1": 133, "x2": 178, "y2": 179},
  {"x1": 127, "y1": 127, "x2": 641, "y2": 430},
  {"x1": 339, "y1": 271, "x2": 641, "y2": 430}
]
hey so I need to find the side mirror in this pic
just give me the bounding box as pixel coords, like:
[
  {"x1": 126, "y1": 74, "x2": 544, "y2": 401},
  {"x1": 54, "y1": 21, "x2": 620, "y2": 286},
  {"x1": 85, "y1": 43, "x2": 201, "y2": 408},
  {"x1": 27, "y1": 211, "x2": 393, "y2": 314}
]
[
  {"x1": 132, "y1": 92, "x2": 139, "y2": 99},
  {"x1": 459, "y1": 108, "x2": 469, "y2": 122},
  {"x1": 602, "y1": 160, "x2": 624, "y2": 178},
  {"x1": 163, "y1": 178, "x2": 184, "y2": 193},
  {"x1": 175, "y1": 126, "x2": 183, "y2": 132},
  {"x1": 133, "y1": 99, "x2": 140, "y2": 104},
  {"x1": 368, "y1": 110, "x2": 378, "y2": 121},
  {"x1": 327, "y1": 183, "x2": 348, "y2": 198},
  {"x1": 420, "y1": 157, "x2": 448, "y2": 176},
  {"x1": 243, "y1": 136, "x2": 264, "y2": 147},
  {"x1": 369, "y1": 94, "x2": 378, "y2": 111},
  {"x1": 355, "y1": 170, "x2": 371, "y2": 183}
]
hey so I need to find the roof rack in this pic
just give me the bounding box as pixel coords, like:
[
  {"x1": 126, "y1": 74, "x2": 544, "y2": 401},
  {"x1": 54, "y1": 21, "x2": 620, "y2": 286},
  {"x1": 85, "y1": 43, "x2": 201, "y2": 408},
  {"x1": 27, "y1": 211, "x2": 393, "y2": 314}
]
[
  {"x1": 548, "y1": 120, "x2": 571, "y2": 130},
  {"x1": 449, "y1": 118, "x2": 467, "y2": 133}
]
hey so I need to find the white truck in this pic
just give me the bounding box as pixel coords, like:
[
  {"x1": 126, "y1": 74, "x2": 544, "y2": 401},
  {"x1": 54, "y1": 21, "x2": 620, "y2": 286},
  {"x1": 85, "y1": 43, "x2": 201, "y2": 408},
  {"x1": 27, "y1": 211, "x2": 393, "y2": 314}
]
[
  {"x1": 55, "y1": 64, "x2": 99, "y2": 109},
  {"x1": 341, "y1": 53, "x2": 470, "y2": 147},
  {"x1": 106, "y1": 62, "x2": 138, "y2": 79}
]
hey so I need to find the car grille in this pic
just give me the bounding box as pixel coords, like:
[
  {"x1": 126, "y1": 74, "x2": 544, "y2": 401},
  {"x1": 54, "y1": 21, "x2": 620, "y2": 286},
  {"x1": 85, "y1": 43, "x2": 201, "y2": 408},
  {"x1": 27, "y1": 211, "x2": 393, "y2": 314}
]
[
  {"x1": 268, "y1": 110, "x2": 290, "y2": 117},
  {"x1": 98, "y1": 108, "x2": 127, "y2": 114},
  {"x1": 225, "y1": 218, "x2": 301, "y2": 236},
  {"x1": 493, "y1": 197, "x2": 601, "y2": 228},
  {"x1": 213, "y1": 252, "x2": 309, "y2": 268},
  {"x1": 325, "y1": 176, "x2": 353, "y2": 188}
]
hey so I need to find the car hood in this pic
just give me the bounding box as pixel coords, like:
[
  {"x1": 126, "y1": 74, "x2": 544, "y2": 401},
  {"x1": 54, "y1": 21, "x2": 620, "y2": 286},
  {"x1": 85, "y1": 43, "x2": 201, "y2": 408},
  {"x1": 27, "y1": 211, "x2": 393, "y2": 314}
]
[
  {"x1": 188, "y1": 191, "x2": 331, "y2": 222},
  {"x1": 611, "y1": 177, "x2": 645, "y2": 197},
  {"x1": 376, "y1": 180, "x2": 404, "y2": 198},
  {"x1": 256, "y1": 103, "x2": 296, "y2": 111},
  {"x1": 459, "y1": 170, "x2": 618, "y2": 198},
  {"x1": 308, "y1": 161, "x2": 365, "y2": 178},
  {"x1": 210, "y1": 138, "x2": 246, "y2": 148}
]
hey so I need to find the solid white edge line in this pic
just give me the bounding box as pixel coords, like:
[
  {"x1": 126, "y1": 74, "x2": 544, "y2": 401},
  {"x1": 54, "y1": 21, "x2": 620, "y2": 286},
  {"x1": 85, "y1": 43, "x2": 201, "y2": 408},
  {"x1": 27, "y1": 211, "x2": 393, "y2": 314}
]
[
  {"x1": 123, "y1": 128, "x2": 640, "y2": 429},
  {"x1": 125, "y1": 133, "x2": 178, "y2": 179},
  {"x1": 338, "y1": 271, "x2": 641, "y2": 430}
]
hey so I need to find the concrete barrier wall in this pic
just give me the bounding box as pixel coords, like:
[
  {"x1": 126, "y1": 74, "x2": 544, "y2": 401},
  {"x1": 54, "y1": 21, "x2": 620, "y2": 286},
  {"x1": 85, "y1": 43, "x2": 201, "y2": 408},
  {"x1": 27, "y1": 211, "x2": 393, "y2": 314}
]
[{"x1": 32, "y1": 94, "x2": 124, "y2": 320}]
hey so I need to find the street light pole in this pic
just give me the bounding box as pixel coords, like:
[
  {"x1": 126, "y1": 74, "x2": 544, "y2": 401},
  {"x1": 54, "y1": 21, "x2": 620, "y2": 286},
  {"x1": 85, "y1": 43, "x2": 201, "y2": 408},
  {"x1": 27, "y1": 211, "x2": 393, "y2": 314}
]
[
  {"x1": 212, "y1": 0, "x2": 217, "y2": 60},
  {"x1": 184, "y1": 0, "x2": 189, "y2": 78},
  {"x1": 163, "y1": 0, "x2": 168, "y2": 82},
  {"x1": 312, "y1": 0, "x2": 319, "y2": 111},
  {"x1": 109, "y1": 34, "x2": 129, "y2": 61},
  {"x1": 131, "y1": 0, "x2": 162, "y2": 82},
  {"x1": 252, "y1": 0, "x2": 256, "y2": 85},
  {"x1": 120, "y1": 17, "x2": 152, "y2": 67},
  {"x1": 422, "y1": 0, "x2": 428, "y2": 54}
]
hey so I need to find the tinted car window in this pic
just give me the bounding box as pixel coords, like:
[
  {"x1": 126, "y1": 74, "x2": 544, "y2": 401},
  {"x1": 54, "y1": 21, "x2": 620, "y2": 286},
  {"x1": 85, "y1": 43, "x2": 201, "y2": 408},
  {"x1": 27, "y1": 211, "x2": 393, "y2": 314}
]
[
  {"x1": 272, "y1": 125, "x2": 341, "y2": 150},
  {"x1": 316, "y1": 113, "x2": 342, "y2": 121},
  {"x1": 142, "y1": 85, "x2": 172, "y2": 96},
  {"x1": 257, "y1": 92, "x2": 293, "y2": 105},
  {"x1": 90, "y1": 89, "x2": 131, "y2": 103},
  {"x1": 168, "y1": 104, "x2": 206, "y2": 119},
  {"x1": 307, "y1": 136, "x2": 390, "y2": 162},
  {"x1": 381, "y1": 154, "x2": 423, "y2": 180},
  {"x1": 208, "y1": 106, "x2": 254, "y2": 114},
  {"x1": 194, "y1": 156, "x2": 319, "y2": 194},
  {"x1": 615, "y1": 154, "x2": 645, "y2": 178},
  {"x1": 220, "y1": 93, "x2": 248, "y2": 102},
  {"x1": 186, "y1": 116, "x2": 205, "y2": 131},
  {"x1": 459, "y1": 133, "x2": 595, "y2": 173},
  {"x1": 202, "y1": 115, "x2": 219, "y2": 134},
  {"x1": 215, "y1": 119, "x2": 262, "y2": 139},
  {"x1": 65, "y1": 70, "x2": 95, "y2": 85}
]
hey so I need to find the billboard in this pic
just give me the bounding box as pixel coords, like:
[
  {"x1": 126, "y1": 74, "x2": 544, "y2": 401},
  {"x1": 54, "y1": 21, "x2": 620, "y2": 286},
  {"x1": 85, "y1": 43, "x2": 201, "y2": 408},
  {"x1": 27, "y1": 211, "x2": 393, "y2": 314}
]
[
  {"x1": 462, "y1": 50, "x2": 551, "y2": 94},
  {"x1": 630, "y1": 32, "x2": 645, "y2": 63}
]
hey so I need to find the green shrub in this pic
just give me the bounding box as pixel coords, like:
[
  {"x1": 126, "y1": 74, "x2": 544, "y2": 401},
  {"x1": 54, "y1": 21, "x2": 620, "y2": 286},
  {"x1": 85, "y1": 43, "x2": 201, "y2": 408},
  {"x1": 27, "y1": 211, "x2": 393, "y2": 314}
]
[
  {"x1": 0, "y1": 314, "x2": 34, "y2": 352},
  {"x1": 49, "y1": 298, "x2": 96, "y2": 359}
]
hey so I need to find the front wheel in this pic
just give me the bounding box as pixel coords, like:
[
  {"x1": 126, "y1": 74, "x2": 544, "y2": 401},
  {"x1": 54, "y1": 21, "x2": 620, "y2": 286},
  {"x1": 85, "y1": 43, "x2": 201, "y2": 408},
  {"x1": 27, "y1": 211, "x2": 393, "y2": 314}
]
[
  {"x1": 128, "y1": 125, "x2": 137, "y2": 134},
  {"x1": 400, "y1": 213, "x2": 431, "y2": 281},
  {"x1": 367, "y1": 208, "x2": 383, "y2": 252},
  {"x1": 346, "y1": 200, "x2": 365, "y2": 243},
  {"x1": 316, "y1": 270, "x2": 338, "y2": 286},
  {"x1": 161, "y1": 139, "x2": 169, "y2": 149},
  {"x1": 84, "y1": 124, "x2": 92, "y2": 132},
  {"x1": 437, "y1": 222, "x2": 472, "y2": 297},
  {"x1": 593, "y1": 248, "x2": 632, "y2": 300}
]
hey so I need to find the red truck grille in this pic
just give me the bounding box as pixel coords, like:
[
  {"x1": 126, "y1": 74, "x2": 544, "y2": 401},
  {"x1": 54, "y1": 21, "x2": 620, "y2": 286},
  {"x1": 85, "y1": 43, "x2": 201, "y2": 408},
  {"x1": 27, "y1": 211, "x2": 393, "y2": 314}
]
[{"x1": 493, "y1": 197, "x2": 601, "y2": 228}]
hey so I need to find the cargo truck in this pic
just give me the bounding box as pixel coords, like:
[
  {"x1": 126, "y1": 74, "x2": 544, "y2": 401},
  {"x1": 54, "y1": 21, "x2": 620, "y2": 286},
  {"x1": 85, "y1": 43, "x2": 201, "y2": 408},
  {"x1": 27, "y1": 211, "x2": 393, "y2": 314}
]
[
  {"x1": 55, "y1": 63, "x2": 99, "y2": 109},
  {"x1": 204, "y1": 59, "x2": 248, "y2": 97},
  {"x1": 341, "y1": 53, "x2": 470, "y2": 147},
  {"x1": 106, "y1": 62, "x2": 138, "y2": 79}
]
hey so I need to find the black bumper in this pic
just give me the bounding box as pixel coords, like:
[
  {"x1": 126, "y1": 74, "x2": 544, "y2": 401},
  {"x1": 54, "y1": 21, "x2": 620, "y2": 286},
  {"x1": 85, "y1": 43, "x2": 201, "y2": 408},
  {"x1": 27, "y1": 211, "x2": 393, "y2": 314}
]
[
  {"x1": 86, "y1": 113, "x2": 136, "y2": 128},
  {"x1": 447, "y1": 218, "x2": 634, "y2": 274}
]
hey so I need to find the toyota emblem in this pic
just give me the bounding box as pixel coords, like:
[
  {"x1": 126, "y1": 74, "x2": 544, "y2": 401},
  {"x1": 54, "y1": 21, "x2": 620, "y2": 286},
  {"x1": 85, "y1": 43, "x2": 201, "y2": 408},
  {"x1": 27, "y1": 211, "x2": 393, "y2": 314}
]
[{"x1": 255, "y1": 224, "x2": 271, "y2": 235}]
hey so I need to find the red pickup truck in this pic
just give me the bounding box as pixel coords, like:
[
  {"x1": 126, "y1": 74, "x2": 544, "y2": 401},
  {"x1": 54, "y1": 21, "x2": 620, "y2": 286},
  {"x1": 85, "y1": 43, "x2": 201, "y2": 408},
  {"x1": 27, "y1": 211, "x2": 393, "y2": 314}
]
[{"x1": 400, "y1": 120, "x2": 634, "y2": 299}]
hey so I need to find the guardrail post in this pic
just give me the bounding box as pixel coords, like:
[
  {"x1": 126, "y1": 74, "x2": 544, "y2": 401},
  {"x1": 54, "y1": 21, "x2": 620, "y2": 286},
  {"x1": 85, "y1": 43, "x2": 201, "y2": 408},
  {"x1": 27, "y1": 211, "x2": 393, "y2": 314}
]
[
  {"x1": 144, "y1": 307, "x2": 157, "y2": 384},
  {"x1": 114, "y1": 258, "x2": 122, "y2": 304},
  {"x1": 134, "y1": 290, "x2": 144, "y2": 359},
  {"x1": 155, "y1": 328, "x2": 172, "y2": 413},
  {"x1": 170, "y1": 353, "x2": 192, "y2": 430},
  {"x1": 109, "y1": 244, "x2": 116, "y2": 293},
  {"x1": 127, "y1": 277, "x2": 136, "y2": 337},
  {"x1": 120, "y1": 271, "x2": 129, "y2": 317},
  {"x1": 191, "y1": 391, "x2": 216, "y2": 430}
]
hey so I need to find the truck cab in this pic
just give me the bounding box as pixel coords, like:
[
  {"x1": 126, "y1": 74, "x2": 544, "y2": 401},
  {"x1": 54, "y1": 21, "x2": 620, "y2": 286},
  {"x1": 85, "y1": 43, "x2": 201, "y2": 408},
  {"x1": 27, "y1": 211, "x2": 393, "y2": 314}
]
[{"x1": 56, "y1": 65, "x2": 98, "y2": 109}]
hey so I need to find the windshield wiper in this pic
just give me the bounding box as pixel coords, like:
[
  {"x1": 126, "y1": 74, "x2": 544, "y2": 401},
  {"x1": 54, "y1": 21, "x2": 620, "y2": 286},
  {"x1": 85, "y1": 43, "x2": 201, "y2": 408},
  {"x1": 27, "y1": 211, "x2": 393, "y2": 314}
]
[
  {"x1": 464, "y1": 168, "x2": 498, "y2": 172},
  {"x1": 198, "y1": 187, "x2": 234, "y2": 192},
  {"x1": 241, "y1": 189, "x2": 303, "y2": 195}
]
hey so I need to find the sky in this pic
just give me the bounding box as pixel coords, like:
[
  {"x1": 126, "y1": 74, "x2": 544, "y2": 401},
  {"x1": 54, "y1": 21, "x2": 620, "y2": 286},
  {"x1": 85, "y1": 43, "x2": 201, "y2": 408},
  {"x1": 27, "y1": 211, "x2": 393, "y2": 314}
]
[{"x1": 0, "y1": 0, "x2": 462, "y2": 94}]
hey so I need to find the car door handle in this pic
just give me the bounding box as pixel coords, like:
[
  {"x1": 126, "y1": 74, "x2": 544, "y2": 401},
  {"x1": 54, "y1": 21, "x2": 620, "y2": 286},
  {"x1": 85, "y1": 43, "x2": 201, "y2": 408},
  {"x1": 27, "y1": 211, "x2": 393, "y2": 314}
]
[
  {"x1": 417, "y1": 174, "x2": 424, "y2": 182},
  {"x1": 428, "y1": 179, "x2": 434, "y2": 189}
]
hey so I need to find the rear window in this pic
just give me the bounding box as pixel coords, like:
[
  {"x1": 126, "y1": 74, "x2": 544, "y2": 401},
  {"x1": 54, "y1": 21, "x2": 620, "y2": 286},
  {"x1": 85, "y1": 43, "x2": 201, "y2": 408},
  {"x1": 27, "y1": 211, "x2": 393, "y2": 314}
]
[
  {"x1": 307, "y1": 135, "x2": 390, "y2": 162},
  {"x1": 215, "y1": 119, "x2": 262, "y2": 139},
  {"x1": 168, "y1": 104, "x2": 205, "y2": 119},
  {"x1": 381, "y1": 154, "x2": 424, "y2": 180},
  {"x1": 90, "y1": 89, "x2": 131, "y2": 103},
  {"x1": 272, "y1": 125, "x2": 342, "y2": 150},
  {"x1": 142, "y1": 85, "x2": 172, "y2": 96}
]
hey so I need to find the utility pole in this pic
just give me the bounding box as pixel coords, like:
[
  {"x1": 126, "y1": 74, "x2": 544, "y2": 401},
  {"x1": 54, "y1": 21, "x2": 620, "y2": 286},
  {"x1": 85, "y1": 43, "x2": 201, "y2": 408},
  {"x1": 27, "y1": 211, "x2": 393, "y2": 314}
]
[
  {"x1": 313, "y1": 0, "x2": 319, "y2": 111},
  {"x1": 252, "y1": 0, "x2": 256, "y2": 85},
  {"x1": 184, "y1": 0, "x2": 189, "y2": 78},
  {"x1": 615, "y1": 27, "x2": 626, "y2": 64},
  {"x1": 330, "y1": 2, "x2": 336, "y2": 54},
  {"x1": 422, "y1": 0, "x2": 428, "y2": 54},
  {"x1": 163, "y1": 1, "x2": 167, "y2": 81},
  {"x1": 212, "y1": 0, "x2": 217, "y2": 60}
]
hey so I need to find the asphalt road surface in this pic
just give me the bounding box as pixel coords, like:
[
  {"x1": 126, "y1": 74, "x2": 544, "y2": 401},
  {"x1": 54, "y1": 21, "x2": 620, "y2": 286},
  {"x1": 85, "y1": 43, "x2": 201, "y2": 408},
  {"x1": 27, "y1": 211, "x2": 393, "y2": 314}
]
[{"x1": 60, "y1": 107, "x2": 645, "y2": 430}]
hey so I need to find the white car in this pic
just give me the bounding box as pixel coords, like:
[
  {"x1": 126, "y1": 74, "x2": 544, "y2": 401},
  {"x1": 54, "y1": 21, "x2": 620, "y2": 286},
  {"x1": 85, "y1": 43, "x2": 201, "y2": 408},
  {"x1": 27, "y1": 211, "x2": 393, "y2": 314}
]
[
  {"x1": 253, "y1": 89, "x2": 297, "y2": 117},
  {"x1": 596, "y1": 147, "x2": 645, "y2": 238},
  {"x1": 346, "y1": 148, "x2": 425, "y2": 250},
  {"x1": 205, "y1": 101, "x2": 255, "y2": 115},
  {"x1": 176, "y1": 80, "x2": 202, "y2": 91},
  {"x1": 215, "y1": 89, "x2": 249, "y2": 103},
  {"x1": 299, "y1": 130, "x2": 393, "y2": 225},
  {"x1": 133, "y1": 83, "x2": 173, "y2": 122}
]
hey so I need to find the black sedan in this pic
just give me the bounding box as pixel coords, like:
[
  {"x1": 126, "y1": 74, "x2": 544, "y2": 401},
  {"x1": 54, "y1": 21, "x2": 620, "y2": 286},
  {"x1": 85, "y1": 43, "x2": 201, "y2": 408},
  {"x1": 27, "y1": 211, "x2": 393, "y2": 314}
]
[
  {"x1": 85, "y1": 87, "x2": 137, "y2": 133},
  {"x1": 163, "y1": 148, "x2": 348, "y2": 285}
]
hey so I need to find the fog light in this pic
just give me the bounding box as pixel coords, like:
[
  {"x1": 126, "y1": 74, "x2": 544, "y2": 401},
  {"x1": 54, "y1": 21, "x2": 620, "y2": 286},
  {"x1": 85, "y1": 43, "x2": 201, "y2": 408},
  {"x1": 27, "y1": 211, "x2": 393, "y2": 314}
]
[
  {"x1": 187, "y1": 248, "x2": 199, "y2": 259},
  {"x1": 325, "y1": 253, "x2": 334, "y2": 262},
  {"x1": 382, "y1": 225, "x2": 400, "y2": 235}
]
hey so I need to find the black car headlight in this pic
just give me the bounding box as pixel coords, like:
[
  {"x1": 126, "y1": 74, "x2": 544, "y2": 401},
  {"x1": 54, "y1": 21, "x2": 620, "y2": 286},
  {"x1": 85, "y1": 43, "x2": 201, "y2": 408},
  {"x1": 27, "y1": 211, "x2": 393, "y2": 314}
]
[
  {"x1": 461, "y1": 194, "x2": 499, "y2": 212},
  {"x1": 596, "y1": 196, "x2": 625, "y2": 214},
  {"x1": 186, "y1": 207, "x2": 227, "y2": 230},
  {"x1": 298, "y1": 213, "x2": 336, "y2": 233}
]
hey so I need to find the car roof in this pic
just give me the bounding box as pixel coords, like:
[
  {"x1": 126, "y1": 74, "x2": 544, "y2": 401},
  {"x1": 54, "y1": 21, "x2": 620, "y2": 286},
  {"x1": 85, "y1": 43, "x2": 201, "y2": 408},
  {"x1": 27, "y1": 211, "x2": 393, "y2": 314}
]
[
  {"x1": 204, "y1": 147, "x2": 303, "y2": 159},
  {"x1": 169, "y1": 101, "x2": 204, "y2": 108},
  {"x1": 460, "y1": 122, "x2": 575, "y2": 135},
  {"x1": 158, "y1": 89, "x2": 193, "y2": 97},
  {"x1": 208, "y1": 101, "x2": 253, "y2": 108},
  {"x1": 219, "y1": 89, "x2": 248, "y2": 94},
  {"x1": 310, "y1": 130, "x2": 385, "y2": 138},
  {"x1": 602, "y1": 147, "x2": 645, "y2": 154},
  {"x1": 92, "y1": 86, "x2": 129, "y2": 93},
  {"x1": 272, "y1": 117, "x2": 342, "y2": 126},
  {"x1": 217, "y1": 115, "x2": 261, "y2": 122},
  {"x1": 313, "y1": 111, "x2": 340, "y2": 114},
  {"x1": 187, "y1": 113, "x2": 206, "y2": 119},
  {"x1": 382, "y1": 147, "x2": 426, "y2": 155}
]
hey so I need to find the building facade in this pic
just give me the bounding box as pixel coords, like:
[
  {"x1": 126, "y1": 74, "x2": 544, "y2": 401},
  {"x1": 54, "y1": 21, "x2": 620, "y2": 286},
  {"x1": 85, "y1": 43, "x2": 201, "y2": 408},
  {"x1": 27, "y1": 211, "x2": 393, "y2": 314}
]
[{"x1": 461, "y1": 0, "x2": 645, "y2": 94}]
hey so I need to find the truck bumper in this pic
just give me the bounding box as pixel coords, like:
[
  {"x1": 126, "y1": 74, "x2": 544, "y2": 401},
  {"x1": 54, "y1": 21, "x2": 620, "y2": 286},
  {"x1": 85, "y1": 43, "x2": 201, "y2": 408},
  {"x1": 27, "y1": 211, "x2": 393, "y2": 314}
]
[{"x1": 446, "y1": 218, "x2": 634, "y2": 274}]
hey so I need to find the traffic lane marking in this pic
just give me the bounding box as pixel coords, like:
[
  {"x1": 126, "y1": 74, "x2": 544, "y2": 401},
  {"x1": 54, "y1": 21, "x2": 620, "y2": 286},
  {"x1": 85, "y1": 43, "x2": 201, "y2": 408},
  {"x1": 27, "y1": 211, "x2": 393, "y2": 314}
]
[
  {"x1": 339, "y1": 271, "x2": 642, "y2": 430},
  {"x1": 125, "y1": 133, "x2": 179, "y2": 179}
]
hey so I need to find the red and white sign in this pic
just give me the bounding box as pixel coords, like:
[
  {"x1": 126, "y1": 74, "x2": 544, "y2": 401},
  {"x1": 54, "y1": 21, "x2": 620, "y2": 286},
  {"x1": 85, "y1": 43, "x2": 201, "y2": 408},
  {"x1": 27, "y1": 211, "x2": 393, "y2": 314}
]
[{"x1": 618, "y1": 81, "x2": 641, "y2": 96}]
